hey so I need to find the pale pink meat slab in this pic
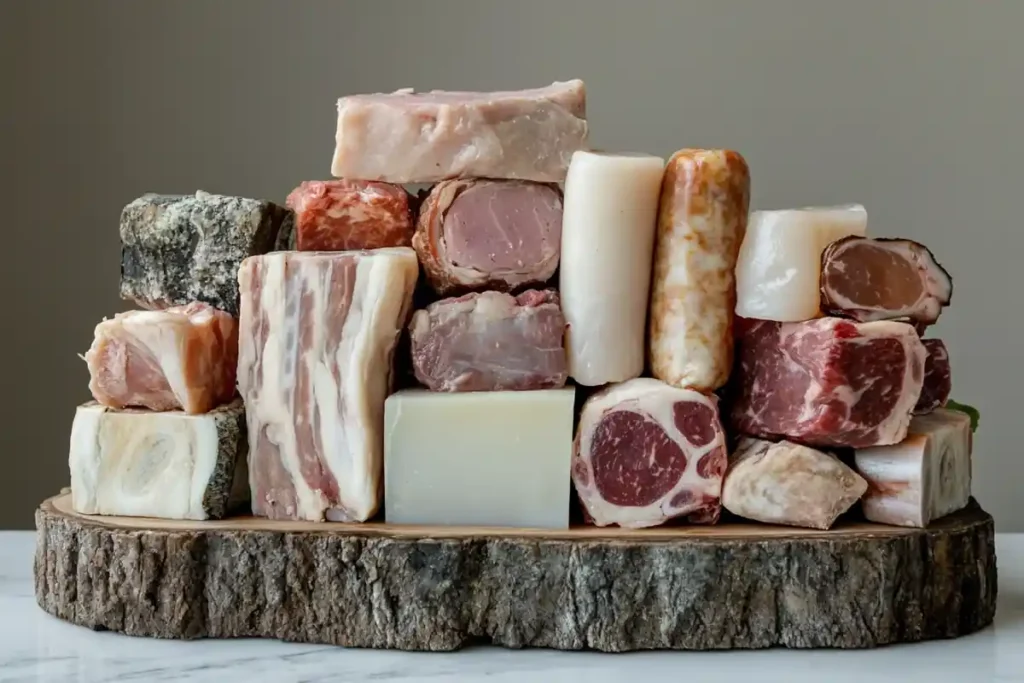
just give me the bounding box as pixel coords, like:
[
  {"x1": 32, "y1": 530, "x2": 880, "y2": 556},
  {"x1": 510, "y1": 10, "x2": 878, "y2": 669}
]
[
  {"x1": 331, "y1": 80, "x2": 588, "y2": 183},
  {"x1": 286, "y1": 179, "x2": 413, "y2": 251},
  {"x1": 409, "y1": 289, "x2": 567, "y2": 392},
  {"x1": 237, "y1": 248, "x2": 419, "y2": 522},
  {"x1": 571, "y1": 378, "x2": 728, "y2": 528},
  {"x1": 83, "y1": 302, "x2": 238, "y2": 415},
  {"x1": 728, "y1": 317, "x2": 926, "y2": 448},
  {"x1": 413, "y1": 179, "x2": 563, "y2": 295}
]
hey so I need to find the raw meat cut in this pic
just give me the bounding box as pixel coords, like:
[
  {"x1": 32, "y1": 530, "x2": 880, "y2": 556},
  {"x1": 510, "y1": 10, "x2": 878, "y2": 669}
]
[
  {"x1": 69, "y1": 399, "x2": 248, "y2": 520},
  {"x1": 649, "y1": 148, "x2": 750, "y2": 392},
  {"x1": 728, "y1": 317, "x2": 927, "y2": 448},
  {"x1": 237, "y1": 248, "x2": 419, "y2": 522},
  {"x1": 331, "y1": 80, "x2": 588, "y2": 183},
  {"x1": 384, "y1": 388, "x2": 575, "y2": 529},
  {"x1": 571, "y1": 377, "x2": 728, "y2": 528},
  {"x1": 735, "y1": 205, "x2": 867, "y2": 322},
  {"x1": 722, "y1": 437, "x2": 867, "y2": 530},
  {"x1": 915, "y1": 339, "x2": 952, "y2": 414},
  {"x1": 820, "y1": 236, "x2": 952, "y2": 325},
  {"x1": 559, "y1": 151, "x2": 666, "y2": 386},
  {"x1": 83, "y1": 302, "x2": 238, "y2": 415},
  {"x1": 409, "y1": 289, "x2": 567, "y2": 392},
  {"x1": 120, "y1": 191, "x2": 294, "y2": 316},
  {"x1": 413, "y1": 179, "x2": 563, "y2": 295},
  {"x1": 286, "y1": 179, "x2": 413, "y2": 251},
  {"x1": 854, "y1": 408, "x2": 972, "y2": 527}
]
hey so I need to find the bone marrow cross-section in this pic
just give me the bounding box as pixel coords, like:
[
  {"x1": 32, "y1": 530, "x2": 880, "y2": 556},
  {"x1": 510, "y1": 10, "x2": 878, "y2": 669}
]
[
  {"x1": 237, "y1": 248, "x2": 419, "y2": 523},
  {"x1": 820, "y1": 236, "x2": 953, "y2": 326},
  {"x1": 572, "y1": 378, "x2": 728, "y2": 528},
  {"x1": 409, "y1": 289, "x2": 567, "y2": 392},
  {"x1": 413, "y1": 179, "x2": 563, "y2": 296}
]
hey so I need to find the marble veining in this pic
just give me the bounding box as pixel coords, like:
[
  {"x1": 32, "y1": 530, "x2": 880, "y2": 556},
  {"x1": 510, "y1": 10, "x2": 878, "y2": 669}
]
[{"x1": 2, "y1": 531, "x2": 1022, "y2": 682}]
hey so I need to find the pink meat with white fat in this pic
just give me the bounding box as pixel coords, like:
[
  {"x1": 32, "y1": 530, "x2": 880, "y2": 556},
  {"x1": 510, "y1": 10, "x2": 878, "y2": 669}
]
[
  {"x1": 571, "y1": 378, "x2": 728, "y2": 528},
  {"x1": 728, "y1": 317, "x2": 927, "y2": 448},
  {"x1": 83, "y1": 302, "x2": 238, "y2": 414},
  {"x1": 331, "y1": 80, "x2": 588, "y2": 183},
  {"x1": 409, "y1": 289, "x2": 567, "y2": 392},
  {"x1": 413, "y1": 179, "x2": 563, "y2": 295}
]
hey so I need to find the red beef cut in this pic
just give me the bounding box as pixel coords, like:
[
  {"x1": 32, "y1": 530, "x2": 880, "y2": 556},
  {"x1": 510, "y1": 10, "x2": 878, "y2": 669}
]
[
  {"x1": 409, "y1": 289, "x2": 567, "y2": 392},
  {"x1": 286, "y1": 179, "x2": 413, "y2": 251},
  {"x1": 572, "y1": 378, "x2": 728, "y2": 528},
  {"x1": 914, "y1": 339, "x2": 951, "y2": 414},
  {"x1": 728, "y1": 317, "x2": 927, "y2": 448}
]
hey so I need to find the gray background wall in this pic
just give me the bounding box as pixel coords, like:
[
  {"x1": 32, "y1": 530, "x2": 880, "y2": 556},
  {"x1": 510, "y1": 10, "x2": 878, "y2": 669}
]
[{"x1": 1, "y1": 1, "x2": 1019, "y2": 529}]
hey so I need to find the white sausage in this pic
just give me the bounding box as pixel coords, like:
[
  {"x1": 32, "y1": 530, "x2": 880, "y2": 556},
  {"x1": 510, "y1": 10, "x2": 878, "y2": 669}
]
[{"x1": 559, "y1": 151, "x2": 665, "y2": 386}]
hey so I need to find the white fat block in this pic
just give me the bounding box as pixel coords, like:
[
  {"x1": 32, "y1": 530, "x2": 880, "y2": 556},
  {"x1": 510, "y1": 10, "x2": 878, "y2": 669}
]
[{"x1": 383, "y1": 388, "x2": 575, "y2": 529}]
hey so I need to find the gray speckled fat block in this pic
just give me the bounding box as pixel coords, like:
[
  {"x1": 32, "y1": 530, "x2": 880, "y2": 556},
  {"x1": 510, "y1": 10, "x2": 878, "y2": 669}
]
[
  {"x1": 34, "y1": 496, "x2": 996, "y2": 651},
  {"x1": 119, "y1": 191, "x2": 294, "y2": 316}
]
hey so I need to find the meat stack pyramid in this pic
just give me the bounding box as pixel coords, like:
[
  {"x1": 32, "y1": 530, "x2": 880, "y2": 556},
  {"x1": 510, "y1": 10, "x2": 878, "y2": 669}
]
[{"x1": 70, "y1": 78, "x2": 977, "y2": 535}]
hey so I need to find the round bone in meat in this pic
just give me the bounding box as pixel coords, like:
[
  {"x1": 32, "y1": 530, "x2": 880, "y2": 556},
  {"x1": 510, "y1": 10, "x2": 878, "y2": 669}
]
[
  {"x1": 413, "y1": 179, "x2": 563, "y2": 296},
  {"x1": 820, "y1": 236, "x2": 953, "y2": 325},
  {"x1": 572, "y1": 378, "x2": 728, "y2": 528}
]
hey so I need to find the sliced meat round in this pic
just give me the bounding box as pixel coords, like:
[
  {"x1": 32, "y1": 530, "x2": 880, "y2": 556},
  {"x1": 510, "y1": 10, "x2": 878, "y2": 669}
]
[
  {"x1": 409, "y1": 289, "x2": 567, "y2": 392},
  {"x1": 572, "y1": 378, "x2": 728, "y2": 528},
  {"x1": 412, "y1": 179, "x2": 563, "y2": 296},
  {"x1": 914, "y1": 338, "x2": 952, "y2": 414},
  {"x1": 820, "y1": 236, "x2": 952, "y2": 326}
]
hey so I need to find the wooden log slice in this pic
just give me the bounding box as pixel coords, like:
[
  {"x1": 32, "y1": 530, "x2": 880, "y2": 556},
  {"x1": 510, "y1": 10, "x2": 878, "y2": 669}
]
[{"x1": 34, "y1": 492, "x2": 997, "y2": 652}]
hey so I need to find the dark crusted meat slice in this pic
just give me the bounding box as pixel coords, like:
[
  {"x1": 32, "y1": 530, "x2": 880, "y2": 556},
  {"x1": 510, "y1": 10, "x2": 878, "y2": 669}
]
[{"x1": 820, "y1": 236, "x2": 953, "y2": 326}]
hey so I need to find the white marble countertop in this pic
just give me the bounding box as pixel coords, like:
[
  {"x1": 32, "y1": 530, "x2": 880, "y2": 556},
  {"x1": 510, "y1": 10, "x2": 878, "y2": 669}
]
[{"x1": 2, "y1": 530, "x2": 1022, "y2": 682}]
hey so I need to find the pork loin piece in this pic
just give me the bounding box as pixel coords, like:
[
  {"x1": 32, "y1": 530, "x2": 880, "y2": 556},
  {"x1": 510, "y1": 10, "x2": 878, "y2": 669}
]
[
  {"x1": 83, "y1": 302, "x2": 238, "y2": 415},
  {"x1": 820, "y1": 236, "x2": 952, "y2": 325},
  {"x1": 331, "y1": 80, "x2": 587, "y2": 184},
  {"x1": 854, "y1": 408, "x2": 972, "y2": 527},
  {"x1": 729, "y1": 317, "x2": 927, "y2": 448},
  {"x1": 915, "y1": 339, "x2": 952, "y2": 414},
  {"x1": 572, "y1": 378, "x2": 728, "y2": 528},
  {"x1": 120, "y1": 191, "x2": 294, "y2": 316},
  {"x1": 722, "y1": 437, "x2": 867, "y2": 530},
  {"x1": 286, "y1": 179, "x2": 413, "y2": 251},
  {"x1": 69, "y1": 400, "x2": 248, "y2": 520},
  {"x1": 413, "y1": 179, "x2": 563, "y2": 295},
  {"x1": 410, "y1": 289, "x2": 567, "y2": 392},
  {"x1": 237, "y1": 248, "x2": 419, "y2": 522}
]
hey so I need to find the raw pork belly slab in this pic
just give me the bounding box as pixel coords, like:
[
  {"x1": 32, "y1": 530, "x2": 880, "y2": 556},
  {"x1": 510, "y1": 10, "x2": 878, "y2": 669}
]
[
  {"x1": 820, "y1": 236, "x2": 952, "y2": 326},
  {"x1": 729, "y1": 317, "x2": 927, "y2": 448},
  {"x1": 69, "y1": 400, "x2": 247, "y2": 520},
  {"x1": 722, "y1": 437, "x2": 867, "y2": 530},
  {"x1": 413, "y1": 179, "x2": 563, "y2": 295},
  {"x1": 237, "y1": 248, "x2": 419, "y2": 522},
  {"x1": 330, "y1": 80, "x2": 588, "y2": 183},
  {"x1": 572, "y1": 378, "x2": 728, "y2": 528},
  {"x1": 409, "y1": 289, "x2": 567, "y2": 392},
  {"x1": 286, "y1": 179, "x2": 413, "y2": 251},
  {"x1": 83, "y1": 302, "x2": 238, "y2": 414},
  {"x1": 648, "y1": 148, "x2": 750, "y2": 392},
  {"x1": 854, "y1": 408, "x2": 972, "y2": 527},
  {"x1": 735, "y1": 205, "x2": 867, "y2": 322},
  {"x1": 915, "y1": 339, "x2": 952, "y2": 414},
  {"x1": 120, "y1": 191, "x2": 294, "y2": 316}
]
